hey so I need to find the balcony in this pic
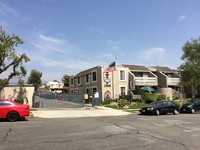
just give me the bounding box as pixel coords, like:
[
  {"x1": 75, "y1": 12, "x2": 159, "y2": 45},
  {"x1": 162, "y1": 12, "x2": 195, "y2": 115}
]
[
  {"x1": 134, "y1": 77, "x2": 157, "y2": 86},
  {"x1": 167, "y1": 78, "x2": 180, "y2": 86}
]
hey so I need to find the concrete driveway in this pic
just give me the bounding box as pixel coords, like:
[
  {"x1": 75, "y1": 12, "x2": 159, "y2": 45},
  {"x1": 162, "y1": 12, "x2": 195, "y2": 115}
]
[{"x1": 31, "y1": 106, "x2": 133, "y2": 118}]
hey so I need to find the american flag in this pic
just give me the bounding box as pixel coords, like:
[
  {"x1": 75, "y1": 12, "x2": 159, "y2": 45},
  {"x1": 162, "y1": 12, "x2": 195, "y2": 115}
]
[{"x1": 103, "y1": 61, "x2": 116, "y2": 72}]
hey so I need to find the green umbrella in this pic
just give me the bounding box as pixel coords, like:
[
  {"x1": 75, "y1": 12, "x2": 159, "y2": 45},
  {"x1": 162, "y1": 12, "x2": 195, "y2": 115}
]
[{"x1": 140, "y1": 86, "x2": 155, "y2": 92}]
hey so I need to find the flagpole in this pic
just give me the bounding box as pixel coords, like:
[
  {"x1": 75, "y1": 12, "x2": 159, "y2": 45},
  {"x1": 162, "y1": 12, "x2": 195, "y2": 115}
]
[
  {"x1": 112, "y1": 58, "x2": 116, "y2": 99},
  {"x1": 112, "y1": 70, "x2": 114, "y2": 99}
]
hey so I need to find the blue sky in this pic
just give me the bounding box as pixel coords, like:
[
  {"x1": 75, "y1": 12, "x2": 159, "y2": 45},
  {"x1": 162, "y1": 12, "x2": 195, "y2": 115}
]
[{"x1": 1, "y1": 0, "x2": 200, "y2": 82}]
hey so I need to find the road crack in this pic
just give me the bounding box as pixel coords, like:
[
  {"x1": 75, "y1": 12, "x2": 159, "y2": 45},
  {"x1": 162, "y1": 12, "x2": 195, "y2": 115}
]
[{"x1": 3, "y1": 128, "x2": 12, "y2": 142}]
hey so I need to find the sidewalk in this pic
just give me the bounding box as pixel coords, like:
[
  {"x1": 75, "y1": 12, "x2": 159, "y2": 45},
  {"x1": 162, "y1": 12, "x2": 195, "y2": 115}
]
[{"x1": 31, "y1": 106, "x2": 133, "y2": 118}]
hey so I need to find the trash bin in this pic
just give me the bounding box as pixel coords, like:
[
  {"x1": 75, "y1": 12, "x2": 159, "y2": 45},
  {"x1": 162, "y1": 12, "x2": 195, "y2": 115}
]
[{"x1": 34, "y1": 101, "x2": 40, "y2": 108}]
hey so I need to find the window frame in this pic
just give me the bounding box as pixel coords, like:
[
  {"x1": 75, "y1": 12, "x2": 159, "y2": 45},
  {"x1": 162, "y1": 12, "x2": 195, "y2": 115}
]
[
  {"x1": 119, "y1": 70, "x2": 126, "y2": 81},
  {"x1": 85, "y1": 74, "x2": 90, "y2": 84},
  {"x1": 70, "y1": 77, "x2": 74, "y2": 86},
  {"x1": 91, "y1": 70, "x2": 97, "y2": 82}
]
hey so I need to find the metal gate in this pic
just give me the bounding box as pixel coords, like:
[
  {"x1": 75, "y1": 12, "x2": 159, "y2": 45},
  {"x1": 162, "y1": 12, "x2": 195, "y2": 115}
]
[{"x1": 32, "y1": 92, "x2": 84, "y2": 108}]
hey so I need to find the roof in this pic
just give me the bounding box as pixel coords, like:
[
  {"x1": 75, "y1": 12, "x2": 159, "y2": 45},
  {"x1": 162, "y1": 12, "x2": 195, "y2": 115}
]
[
  {"x1": 122, "y1": 64, "x2": 149, "y2": 71},
  {"x1": 75, "y1": 65, "x2": 101, "y2": 77},
  {"x1": 151, "y1": 66, "x2": 174, "y2": 73}
]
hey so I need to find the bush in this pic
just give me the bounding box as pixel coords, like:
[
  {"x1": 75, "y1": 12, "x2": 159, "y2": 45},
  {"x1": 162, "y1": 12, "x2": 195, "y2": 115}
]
[
  {"x1": 102, "y1": 99, "x2": 116, "y2": 105},
  {"x1": 120, "y1": 95, "x2": 131, "y2": 101},
  {"x1": 118, "y1": 99, "x2": 129, "y2": 108},
  {"x1": 172, "y1": 100, "x2": 182, "y2": 107},
  {"x1": 156, "y1": 94, "x2": 166, "y2": 100},
  {"x1": 144, "y1": 93, "x2": 157, "y2": 103},
  {"x1": 132, "y1": 98, "x2": 142, "y2": 102}
]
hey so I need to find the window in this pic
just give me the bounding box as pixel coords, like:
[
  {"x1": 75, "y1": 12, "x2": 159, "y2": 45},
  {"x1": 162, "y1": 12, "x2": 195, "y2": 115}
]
[
  {"x1": 70, "y1": 78, "x2": 74, "y2": 86},
  {"x1": 86, "y1": 74, "x2": 89, "y2": 83},
  {"x1": 0, "y1": 100, "x2": 12, "y2": 106},
  {"x1": 134, "y1": 72, "x2": 143, "y2": 77},
  {"x1": 92, "y1": 87, "x2": 97, "y2": 93},
  {"x1": 86, "y1": 88, "x2": 91, "y2": 94},
  {"x1": 120, "y1": 87, "x2": 126, "y2": 95},
  {"x1": 92, "y1": 71, "x2": 97, "y2": 82},
  {"x1": 75, "y1": 88, "x2": 79, "y2": 93},
  {"x1": 77, "y1": 77, "x2": 81, "y2": 85},
  {"x1": 120, "y1": 70, "x2": 125, "y2": 80}
]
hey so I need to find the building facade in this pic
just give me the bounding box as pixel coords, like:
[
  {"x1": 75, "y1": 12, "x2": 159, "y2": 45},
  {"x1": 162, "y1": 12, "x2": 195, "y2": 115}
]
[{"x1": 69, "y1": 64, "x2": 181, "y2": 102}]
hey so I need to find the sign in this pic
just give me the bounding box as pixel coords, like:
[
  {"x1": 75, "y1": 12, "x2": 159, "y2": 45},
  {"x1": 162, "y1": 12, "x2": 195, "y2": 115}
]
[{"x1": 94, "y1": 92, "x2": 99, "y2": 98}]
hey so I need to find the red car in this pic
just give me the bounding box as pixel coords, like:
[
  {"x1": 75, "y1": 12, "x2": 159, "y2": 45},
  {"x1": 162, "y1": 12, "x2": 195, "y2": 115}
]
[{"x1": 0, "y1": 98, "x2": 30, "y2": 121}]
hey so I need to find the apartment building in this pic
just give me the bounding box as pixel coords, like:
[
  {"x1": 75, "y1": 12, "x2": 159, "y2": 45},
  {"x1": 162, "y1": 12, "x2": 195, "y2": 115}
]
[
  {"x1": 46, "y1": 81, "x2": 65, "y2": 93},
  {"x1": 69, "y1": 64, "x2": 181, "y2": 102}
]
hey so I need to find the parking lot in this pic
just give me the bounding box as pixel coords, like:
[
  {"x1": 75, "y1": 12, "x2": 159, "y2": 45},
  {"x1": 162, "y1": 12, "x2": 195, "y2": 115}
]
[{"x1": 1, "y1": 112, "x2": 200, "y2": 150}]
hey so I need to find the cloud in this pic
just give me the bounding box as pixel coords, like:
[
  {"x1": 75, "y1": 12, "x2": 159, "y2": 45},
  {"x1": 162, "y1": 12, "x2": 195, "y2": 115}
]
[
  {"x1": 31, "y1": 33, "x2": 75, "y2": 54},
  {"x1": 0, "y1": 2, "x2": 18, "y2": 16},
  {"x1": 28, "y1": 32, "x2": 101, "y2": 75},
  {"x1": 88, "y1": 26, "x2": 105, "y2": 35},
  {"x1": 140, "y1": 48, "x2": 166, "y2": 62},
  {"x1": 179, "y1": 15, "x2": 186, "y2": 21}
]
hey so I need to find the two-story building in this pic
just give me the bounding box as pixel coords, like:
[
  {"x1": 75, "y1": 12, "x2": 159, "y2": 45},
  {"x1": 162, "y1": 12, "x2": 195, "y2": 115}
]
[
  {"x1": 69, "y1": 64, "x2": 181, "y2": 102},
  {"x1": 46, "y1": 81, "x2": 65, "y2": 93}
]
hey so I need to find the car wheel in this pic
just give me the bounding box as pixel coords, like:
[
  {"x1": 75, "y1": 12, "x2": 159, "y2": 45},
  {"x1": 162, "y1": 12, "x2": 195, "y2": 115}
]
[
  {"x1": 7, "y1": 111, "x2": 19, "y2": 122},
  {"x1": 191, "y1": 109, "x2": 196, "y2": 114},
  {"x1": 173, "y1": 109, "x2": 178, "y2": 115},
  {"x1": 155, "y1": 110, "x2": 160, "y2": 116}
]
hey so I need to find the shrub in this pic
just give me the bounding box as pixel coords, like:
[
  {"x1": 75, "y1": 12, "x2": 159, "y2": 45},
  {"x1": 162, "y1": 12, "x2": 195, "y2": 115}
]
[
  {"x1": 120, "y1": 95, "x2": 132, "y2": 101},
  {"x1": 118, "y1": 99, "x2": 129, "y2": 108},
  {"x1": 172, "y1": 100, "x2": 182, "y2": 107},
  {"x1": 144, "y1": 93, "x2": 157, "y2": 103},
  {"x1": 132, "y1": 98, "x2": 142, "y2": 102},
  {"x1": 102, "y1": 99, "x2": 116, "y2": 105},
  {"x1": 156, "y1": 94, "x2": 166, "y2": 100}
]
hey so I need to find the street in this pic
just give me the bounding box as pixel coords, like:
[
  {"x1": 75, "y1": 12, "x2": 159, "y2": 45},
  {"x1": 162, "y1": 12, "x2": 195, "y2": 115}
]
[{"x1": 1, "y1": 113, "x2": 200, "y2": 150}]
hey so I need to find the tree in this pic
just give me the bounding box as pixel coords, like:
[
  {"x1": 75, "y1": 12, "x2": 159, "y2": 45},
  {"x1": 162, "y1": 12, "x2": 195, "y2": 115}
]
[
  {"x1": 14, "y1": 78, "x2": 28, "y2": 104},
  {"x1": 27, "y1": 69, "x2": 42, "y2": 91},
  {"x1": 0, "y1": 26, "x2": 30, "y2": 92},
  {"x1": 62, "y1": 74, "x2": 69, "y2": 87},
  {"x1": 180, "y1": 37, "x2": 200, "y2": 91}
]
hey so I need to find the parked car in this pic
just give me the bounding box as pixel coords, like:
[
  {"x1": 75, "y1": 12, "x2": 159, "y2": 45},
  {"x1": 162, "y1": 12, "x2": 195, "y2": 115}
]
[
  {"x1": 0, "y1": 98, "x2": 30, "y2": 121},
  {"x1": 140, "y1": 100, "x2": 180, "y2": 116},
  {"x1": 180, "y1": 99, "x2": 200, "y2": 114}
]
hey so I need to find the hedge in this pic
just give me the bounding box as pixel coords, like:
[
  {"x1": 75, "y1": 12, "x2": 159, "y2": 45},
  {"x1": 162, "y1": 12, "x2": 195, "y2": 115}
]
[{"x1": 144, "y1": 93, "x2": 167, "y2": 103}]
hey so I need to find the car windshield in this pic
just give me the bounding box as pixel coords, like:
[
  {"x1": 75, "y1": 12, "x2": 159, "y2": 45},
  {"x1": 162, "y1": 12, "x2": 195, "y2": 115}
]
[
  {"x1": 150, "y1": 101, "x2": 163, "y2": 106},
  {"x1": 184, "y1": 100, "x2": 194, "y2": 105}
]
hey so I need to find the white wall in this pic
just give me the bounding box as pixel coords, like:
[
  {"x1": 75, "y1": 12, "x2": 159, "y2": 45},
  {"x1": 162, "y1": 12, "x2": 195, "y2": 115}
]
[{"x1": 1, "y1": 86, "x2": 35, "y2": 107}]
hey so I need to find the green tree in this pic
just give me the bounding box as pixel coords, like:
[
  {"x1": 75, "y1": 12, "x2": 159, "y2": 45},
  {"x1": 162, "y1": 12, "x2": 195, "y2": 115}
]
[
  {"x1": 27, "y1": 69, "x2": 42, "y2": 91},
  {"x1": 0, "y1": 26, "x2": 30, "y2": 92},
  {"x1": 62, "y1": 74, "x2": 69, "y2": 87},
  {"x1": 0, "y1": 79, "x2": 7, "y2": 86},
  {"x1": 14, "y1": 78, "x2": 28, "y2": 104},
  {"x1": 180, "y1": 37, "x2": 200, "y2": 90}
]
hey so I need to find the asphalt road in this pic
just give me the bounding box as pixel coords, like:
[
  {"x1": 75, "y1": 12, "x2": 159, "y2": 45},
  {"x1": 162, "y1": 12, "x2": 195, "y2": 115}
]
[{"x1": 1, "y1": 113, "x2": 200, "y2": 150}]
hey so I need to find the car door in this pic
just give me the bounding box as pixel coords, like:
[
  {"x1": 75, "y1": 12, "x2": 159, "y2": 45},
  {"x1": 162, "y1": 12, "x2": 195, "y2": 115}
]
[
  {"x1": 160, "y1": 102, "x2": 169, "y2": 113},
  {"x1": 167, "y1": 101, "x2": 177, "y2": 113}
]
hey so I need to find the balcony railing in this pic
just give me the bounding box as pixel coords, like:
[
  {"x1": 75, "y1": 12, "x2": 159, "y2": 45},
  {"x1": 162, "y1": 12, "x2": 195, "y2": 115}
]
[
  {"x1": 167, "y1": 78, "x2": 180, "y2": 86},
  {"x1": 134, "y1": 77, "x2": 157, "y2": 86}
]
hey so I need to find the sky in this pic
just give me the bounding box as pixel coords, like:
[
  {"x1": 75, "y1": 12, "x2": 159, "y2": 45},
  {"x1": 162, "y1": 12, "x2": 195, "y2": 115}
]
[{"x1": 1, "y1": 0, "x2": 200, "y2": 83}]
